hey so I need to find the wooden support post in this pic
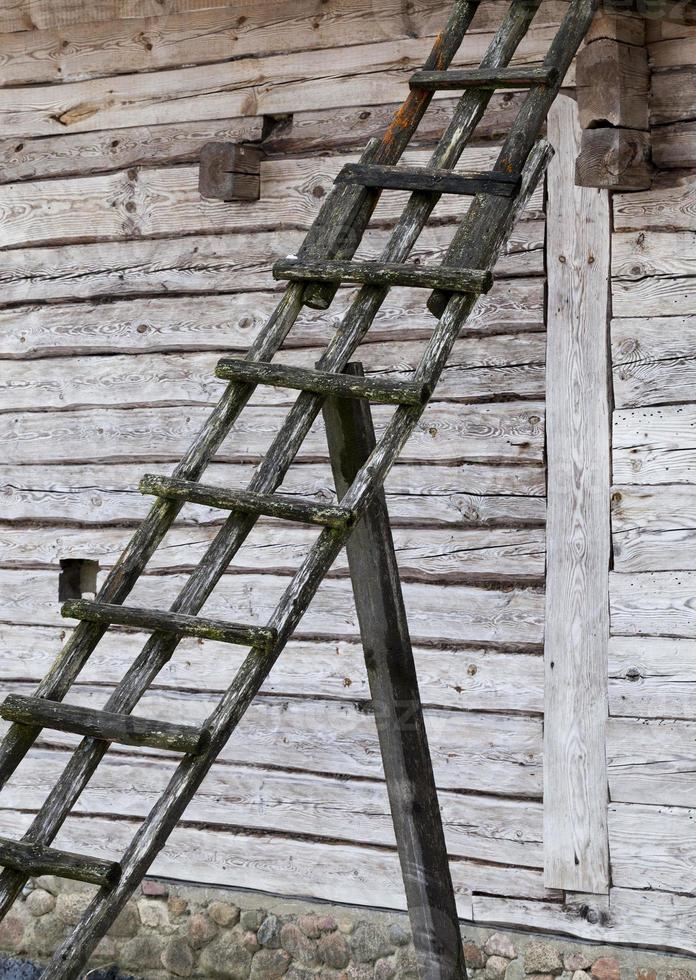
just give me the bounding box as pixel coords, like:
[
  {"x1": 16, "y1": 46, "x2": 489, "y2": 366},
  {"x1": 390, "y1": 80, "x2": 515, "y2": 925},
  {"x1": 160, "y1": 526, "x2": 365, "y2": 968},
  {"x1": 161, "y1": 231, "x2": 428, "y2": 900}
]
[
  {"x1": 544, "y1": 97, "x2": 611, "y2": 895},
  {"x1": 198, "y1": 142, "x2": 261, "y2": 201},
  {"x1": 323, "y1": 364, "x2": 467, "y2": 980}
]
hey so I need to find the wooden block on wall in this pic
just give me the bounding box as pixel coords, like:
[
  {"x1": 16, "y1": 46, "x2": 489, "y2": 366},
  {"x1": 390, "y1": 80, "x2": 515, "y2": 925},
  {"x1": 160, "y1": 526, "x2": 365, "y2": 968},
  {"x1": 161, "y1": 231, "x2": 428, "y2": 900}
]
[
  {"x1": 576, "y1": 128, "x2": 653, "y2": 190},
  {"x1": 576, "y1": 39, "x2": 650, "y2": 131},
  {"x1": 585, "y1": 9, "x2": 646, "y2": 46},
  {"x1": 199, "y1": 142, "x2": 262, "y2": 202}
]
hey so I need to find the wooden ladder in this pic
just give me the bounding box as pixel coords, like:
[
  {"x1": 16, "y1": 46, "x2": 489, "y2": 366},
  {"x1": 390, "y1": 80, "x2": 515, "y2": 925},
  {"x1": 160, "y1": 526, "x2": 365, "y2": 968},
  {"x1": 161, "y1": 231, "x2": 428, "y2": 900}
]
[{"x1": 0, "y1": 2, "x2": 595, "y2": 977}]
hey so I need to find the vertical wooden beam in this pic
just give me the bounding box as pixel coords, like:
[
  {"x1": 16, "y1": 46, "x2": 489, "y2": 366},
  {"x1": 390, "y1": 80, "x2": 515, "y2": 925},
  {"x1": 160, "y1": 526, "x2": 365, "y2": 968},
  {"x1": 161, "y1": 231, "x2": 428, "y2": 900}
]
[
  {"x1": 324, "y1": 365, "x2": 467, "y2": 980},
  {"x1": 544, "y1": 96, "x2": 611, "y2": 895}
]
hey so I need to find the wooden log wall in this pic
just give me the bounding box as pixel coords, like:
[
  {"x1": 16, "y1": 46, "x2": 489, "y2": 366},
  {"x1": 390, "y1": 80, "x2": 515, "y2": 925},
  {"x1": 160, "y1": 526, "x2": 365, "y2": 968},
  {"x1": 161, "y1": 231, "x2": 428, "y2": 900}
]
[
  {"x1": 6, "y1": 0, "x2": 696, "y2": 957},
  {"x1": 0, "y1": 0, "x2": 562, "y2": 929}
]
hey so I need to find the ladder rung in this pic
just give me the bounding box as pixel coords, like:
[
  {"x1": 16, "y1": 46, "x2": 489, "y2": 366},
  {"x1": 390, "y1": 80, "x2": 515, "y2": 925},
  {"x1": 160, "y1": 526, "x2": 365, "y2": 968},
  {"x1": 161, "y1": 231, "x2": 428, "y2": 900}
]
[
  {"x1": 215, "y1": 358, "x2": 431, "y2": 407},
  {"x1": 62, "y1": 599, "x2": 277, "y2": 653},
  {"x1": 273, "y1": 258, "x2": 493, "y2": 295},
  {"x1": 0, "y1": 836, "x2": 121, "y2": 888},
  {"x1": 335, "y1": 163, "x2": 520, "y2": 198},
  {"x1": 0, "y1": 694, "x2": 210, "y2": 756},
  {"x1": 410, "y1": 66, "x2": 559, "y2": 91},
  {"x1": 141, "y1": 473, "x2": 356, "y2": 529}
]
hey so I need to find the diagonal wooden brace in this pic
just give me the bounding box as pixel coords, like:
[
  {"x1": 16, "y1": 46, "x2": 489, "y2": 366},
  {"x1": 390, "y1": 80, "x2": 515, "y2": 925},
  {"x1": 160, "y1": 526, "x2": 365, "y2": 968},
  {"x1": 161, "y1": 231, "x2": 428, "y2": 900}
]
[{"x1": 323, "y1": 363, "x2": 467, "y2": 980}]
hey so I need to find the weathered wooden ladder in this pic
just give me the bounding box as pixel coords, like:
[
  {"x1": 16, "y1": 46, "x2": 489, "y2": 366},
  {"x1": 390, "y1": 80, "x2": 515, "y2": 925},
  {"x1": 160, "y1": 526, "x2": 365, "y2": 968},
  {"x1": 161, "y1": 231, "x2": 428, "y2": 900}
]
[{"x1": 0, "y1": 1, "x2": 594, "y2": 977}]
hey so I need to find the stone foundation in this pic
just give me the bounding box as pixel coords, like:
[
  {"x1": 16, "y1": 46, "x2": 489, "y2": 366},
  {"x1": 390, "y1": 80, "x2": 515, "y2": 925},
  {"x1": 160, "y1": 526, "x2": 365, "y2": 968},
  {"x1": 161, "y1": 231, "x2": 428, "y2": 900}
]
[{"x1": 0, "y1": 878, "x2": 694, "y2": 980}]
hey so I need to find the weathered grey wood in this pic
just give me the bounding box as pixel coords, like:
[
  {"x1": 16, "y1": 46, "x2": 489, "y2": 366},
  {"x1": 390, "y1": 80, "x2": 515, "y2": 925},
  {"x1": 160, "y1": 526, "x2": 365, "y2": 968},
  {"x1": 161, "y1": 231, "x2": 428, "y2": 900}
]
[
  {"x1": 609, "y1": 715, "x2": 696, "y2": 808},
  {"x1": 62, "y1": 599, "x2": 277, "y2": 653},
  {"x1": 651, "y1": 67, "x2": 696, "y2": 126},
  {"x1": 410, "y1": 66, "x2": 559, "y2": 90},
  {"x1": 214, "y1": 357, "x2": 430, "y2": 406},
  {"x1": 428, "y1": 0, "x2": 595, "y2": 317},
  {"x1": 198, "y1": 142, "x2": 261, "y2": 202},
  {"x1": 575, "y1": 128, "x2": 652, "y2": 191},
  {"x1": 576, "y1": 39, "x2": 650, "y2": 130},
  {"x1": 613, "y1": 404, "x2": 696, "y2": 485},
  {"x1": 611, "y1": 483, "x2": 696, "y2": 572},
  {"x1": 0, "y1": 462, "x2": 547, "y2": 528},
  {"x1": 611, "y1": 570, "x2": 696, "y2": 638},
  {"x1": 543, "y1": 96, "x2": 611, "y2": 895},
  {"x1": 336, "y1": 163, "x2": 519, "y2": 198},
  {"x1": 324, "y1": 363, "x2": 465, "y2": 980},
  {"x1": 612, "y1": 316, "x2": 696, "y2": 409},
  {"x1": 0, "y1": 837, "x2": 119, "y2": 889},
  {"x1": 0, "y1": 695, "x2": 209, "y2": 755},
  {"x1": 3, "y1": 747, "x2": 545, "y2": 869},
  {"x1": 140, "y1": 474, "x2": 355, "y2": 529},
  {"x1": 274, "y1": 258, "x2": 492, "y2": 294},
  {"x1": 609, "y1": 634, "x2": 696, "y2": 719},
  {"x1": 653, "y1": 120, "x2": 696, "y2": 169},
  {"x1": 613, "y1": 174, "x2": 696, "y2": 232}
]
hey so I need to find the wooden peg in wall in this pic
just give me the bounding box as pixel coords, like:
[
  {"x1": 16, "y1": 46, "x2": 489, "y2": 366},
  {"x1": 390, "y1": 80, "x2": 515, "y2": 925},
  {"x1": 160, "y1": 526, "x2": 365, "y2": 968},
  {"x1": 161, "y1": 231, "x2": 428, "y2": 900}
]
[{"x1": 199, "y1": 142, "x2": 262, "y2": 201}]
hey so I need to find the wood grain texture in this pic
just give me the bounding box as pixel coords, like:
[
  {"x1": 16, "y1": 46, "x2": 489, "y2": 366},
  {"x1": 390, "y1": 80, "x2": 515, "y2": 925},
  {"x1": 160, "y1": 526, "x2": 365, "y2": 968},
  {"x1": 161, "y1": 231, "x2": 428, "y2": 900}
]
[
  {"x1": 612, "y1": 483, "x2": 696, "y2": 572},
  {"x1": 611, "y1": 570, "x2": 696, "y2": 638},
  {"x1": 612, "y1": 316, "x2": 696, "y2": 409},
  {"x1": 0, "y1": 223, "x2": 543, "y2": 305},
  {"x1": 613, "y1": 175, "x2": 696, "y2": 232},
  {"x1": 0, "y1": 569, "x2": 547, "y2": 648},
  {"x1": 651, "y1": 68, "x2": 696, "y2": 126},
  {"x1": 0, "y1": 401, "x2": 546, "y2": 466},
  {"x1": 609, "y1": 802, "x2": 696, "y2": 895},
  {"x1": 653, "y1": 121, "x2": 696, "y2": 170},
  {"x1": 0, "y1": 147, "x2": 544, "y2": 250},
  {"x1": 0, "y1": 29, "x2": 570, "y2": 139},
  {"x1": 613, "y1": 404, "x2": 696, "y2": 485},
  {"x1": 0, "y1": 523, "x2": 547, "y2": 584},
  {"x1": 543, "y1": 96, "x2": 611, "y2": 894},
  {"x1": 612, "y1": 231, "x2": 696, "y2": 280},
  {"x1": 0, "y1": 682, "x2": 543, "y2": 797},
  {"x1": 609, "y1": 634, "x2": 696, "y2": 719},
  {"x1": 0, "y1": 624, "x2": 545, "y2": 713},
  {"x1": 0, "y1": 812, "x2": 553, "y2": 919},
  {"x1": 612, "y1": 276, "x2": 696, "y2": 319},
  {"x1": 0, "y1": 461, "x2": 547, "y2": 529},
  {"x1": 609, "y1": 716, "x2": 696, "y2": 807}
]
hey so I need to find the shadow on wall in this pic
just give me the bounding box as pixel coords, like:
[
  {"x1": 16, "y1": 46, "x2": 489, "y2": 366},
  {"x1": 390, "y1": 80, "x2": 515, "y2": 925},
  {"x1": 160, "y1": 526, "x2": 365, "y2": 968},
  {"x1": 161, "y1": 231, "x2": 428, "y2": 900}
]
[{"x1": 0, "y1": 958, "x2": 136, "y2": 980}]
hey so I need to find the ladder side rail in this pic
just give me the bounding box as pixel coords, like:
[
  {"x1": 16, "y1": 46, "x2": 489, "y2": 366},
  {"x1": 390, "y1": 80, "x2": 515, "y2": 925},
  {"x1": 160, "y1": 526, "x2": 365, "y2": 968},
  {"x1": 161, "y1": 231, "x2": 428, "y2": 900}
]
[
  {"x1": 429, "y1": 0, "x2": 596, "y2": 316},
  {"x1": 0, "y1": 58, "x2": 554, "y2": 922},
  {"x1": 299, "y1": 0, "x2": 480, "y2": 311},
  {"x1": 39, "y1": 141, "x2": 552, "y2": 980},
  {"x1": 304, "y1": 0, "x2": 543, "y2": 310}
]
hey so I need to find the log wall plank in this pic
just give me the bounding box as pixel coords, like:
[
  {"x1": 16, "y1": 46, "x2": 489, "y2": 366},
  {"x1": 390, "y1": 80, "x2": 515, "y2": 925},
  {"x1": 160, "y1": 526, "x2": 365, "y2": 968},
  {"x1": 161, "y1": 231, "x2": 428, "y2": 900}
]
[
  {"x1": 543, "y1": 95, "x2": 611, "y2": 894},
  {"x1": 609, "y1": 634, "x2": 696, "y2": 720}
]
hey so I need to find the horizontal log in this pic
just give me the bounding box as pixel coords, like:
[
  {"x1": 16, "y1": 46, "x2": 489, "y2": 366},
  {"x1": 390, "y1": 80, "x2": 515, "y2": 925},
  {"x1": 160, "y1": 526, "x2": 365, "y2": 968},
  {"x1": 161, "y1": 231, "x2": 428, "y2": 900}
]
[
  {"x1": 63, "y1": 598, "x2": 278, "y2": 651},
  {"x1": 0, "y1": 569, "x2": 546, "y2": 648},
  {"x1": 611, "y1": 482, "x2": 696, "y2": 572},
  {"x1": 0, "y1": 694, "x2": 209, "y2": 754},
  {"x1": 1, "y1": 747, "x2": 544, "y2": 868},
  {"x1": 0, "y1": 335, "x2": 546, "y2": 411},
  {"x1": 0, "y1": 625, "x2": 545, "y2": 712},
  {"x1": 0, "y1": 811, "x2": 552, "y2": 918},
  {"x1": 609, "y1": 634, "x2": 696, "y2": 719},
  {"x1": 612, "y1": 231, "x2": 696, "y2": 280},
  {"x1": 613, "y1": 403, "x2": 696, "y2": 484},
  {"x1": 0, "y1": 223, "x2": 544, "y2": 305},
  {"x1": 0, "y1": 461, "x2": 547, "y2": 528},
  {"x1": 140, "y1": 474, "x2": 356, "y2": 529},
  {"x1": 651, "y1": 67, "x2": 696, "y2": 126},
  {"x1": 273, "y1": 258, "x2": 493, "y2": 295},
  {"x1": 0, "y1": 402, "x2": 546, "y2": 466},
  {"x1": 0, "y1": 147, "x2": 542, "y2": 250},
  {"x1": 614, "y1": 174, "x2": 696, "y2": 232},
  {"x1": 0, "y1": 29, "x2": 570, "y2": 138},
  {"x1": 0, "y1": 681, "x2": 544, "y2": 795},
  {"x1": 611, "y1": 315, "x2": 696, "y2": 409},
  {"x1": 0, "y1": 835, "x2": 120, "y2": 888},
  {"x1": 653, "y1": 120, "x2": 696, "y2": 170},
  {"x1": 610, "y1": 570, "x2": 696, "y2": 638},
  {"x1": 0, "y1": 522, "x2": 547, "y2": 584},
  {"x1": 612, "y1": 276, "x2": 696, "y2": 320},
  {"x1": 609, "y1": 715, "x2": 696, "y2": 808},
  {"x1": 473, "y1": 888, "x2": 696, "y2": 956},
  {"x1": 610, "y1": 802, "x2": 696, "y2": 895}
]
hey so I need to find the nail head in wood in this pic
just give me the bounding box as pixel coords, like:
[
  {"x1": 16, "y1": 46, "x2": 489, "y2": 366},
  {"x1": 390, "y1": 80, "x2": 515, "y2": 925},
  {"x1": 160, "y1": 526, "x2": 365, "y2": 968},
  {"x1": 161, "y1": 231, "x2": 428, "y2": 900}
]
[{"x1": 199, "y1": 142, "x2": 262, "y2": 202}]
